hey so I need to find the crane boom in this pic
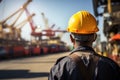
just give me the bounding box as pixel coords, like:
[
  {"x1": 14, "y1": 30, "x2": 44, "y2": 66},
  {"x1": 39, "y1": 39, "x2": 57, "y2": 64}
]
[
  {"x1": 10, "y1": 9, "x2": 24, "y2": 27},
  {"x1": 0, "y1": 0, "x2": 32, "y2": 40},
  {"x1": 15, "y1": 13, "x2": 35, "y2": 29},
  {"x1": 41, "y1": 12, "x2": 49, "y2": 29},
  {"x1": 14, "y1": 13, "x2": 35, "y2": 40},
  {"x1": 25, "y1": 8, "x2": 35, "y2": 32},
  {"x1": 0, "y1": 0, "x2": 32, "y2": 24}
]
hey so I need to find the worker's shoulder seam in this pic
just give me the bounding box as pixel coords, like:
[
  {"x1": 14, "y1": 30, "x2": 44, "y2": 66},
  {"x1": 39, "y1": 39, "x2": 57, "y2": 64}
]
[{"x1": 55, "y1": 56, "x2": 67, "y2": 64}]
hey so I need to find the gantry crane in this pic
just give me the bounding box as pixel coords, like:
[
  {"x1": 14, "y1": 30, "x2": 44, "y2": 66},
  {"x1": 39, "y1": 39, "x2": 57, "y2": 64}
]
[
  {"x1": 41, "y1": 12, "x2": 67, "y2": 38},
  {"x1": 41, "y1": 12, "x2": 55, "y2": 37},
  {"x1": 14, "y1": 13, "x2": 35, "y2": 40},
  {"x1": 25, "y1": 8, "x2": 42, "y2": 42},
  {"x1": 0, "y1": 0, "x2": 32, "y2": 40},
  {"x1": 40, "y1": 12, "x2": 67, "y2": 48}
]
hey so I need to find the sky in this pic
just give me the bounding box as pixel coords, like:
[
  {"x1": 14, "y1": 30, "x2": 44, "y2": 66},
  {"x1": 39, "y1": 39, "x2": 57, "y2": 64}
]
[{"x1": 0, "y1": 0, "x2": 107, "y2": 46}]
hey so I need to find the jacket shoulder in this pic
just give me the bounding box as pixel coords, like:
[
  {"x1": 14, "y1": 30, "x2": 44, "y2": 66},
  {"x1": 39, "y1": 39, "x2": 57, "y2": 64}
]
[
  {"x1": 55, "y1": 56, "x2": 67, "y2": 64},
  {"x1": 99, "y1": 56, "x2": 120, "y2": 70}
]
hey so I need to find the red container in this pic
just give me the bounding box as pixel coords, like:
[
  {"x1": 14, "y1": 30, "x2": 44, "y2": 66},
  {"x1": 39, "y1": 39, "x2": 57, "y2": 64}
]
[
  {"x1": 43, "y1": 47, "x2": 49, "y2": 54},
  {"x1": 24, "y1": 46, "x2": 30, "y2": 56},
  {"x1": 13, "y1": 46, "x2": 25, "y2": 57},
  {"x1": 33, "y1": 47, "x2": 41, "y2": 55}
]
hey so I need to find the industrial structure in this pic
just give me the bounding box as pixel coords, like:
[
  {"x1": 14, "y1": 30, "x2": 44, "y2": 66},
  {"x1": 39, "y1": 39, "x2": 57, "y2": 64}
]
[
  {"x1": 93, "y1": 0, "x2": 120, "y2": 39},
  {"x1": 92, "y1": 0, "x2": 120, "y2": 64}
]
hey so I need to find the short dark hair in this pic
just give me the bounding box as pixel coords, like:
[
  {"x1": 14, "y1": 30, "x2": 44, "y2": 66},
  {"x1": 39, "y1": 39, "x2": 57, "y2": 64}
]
[{"x1": 71, "y1": 33, "x2": 95, "y2": 42}]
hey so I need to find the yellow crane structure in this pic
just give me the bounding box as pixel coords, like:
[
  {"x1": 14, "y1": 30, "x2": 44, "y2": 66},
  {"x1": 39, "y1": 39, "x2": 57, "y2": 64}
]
[{"x1": 0, "y1": 0, "x2": 32, "y2": 40}]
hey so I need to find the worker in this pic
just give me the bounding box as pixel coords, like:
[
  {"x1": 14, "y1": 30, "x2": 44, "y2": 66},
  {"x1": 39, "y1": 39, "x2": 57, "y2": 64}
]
[{"x1": 48, "y1": 10, "x2": 120, "y2": 80}]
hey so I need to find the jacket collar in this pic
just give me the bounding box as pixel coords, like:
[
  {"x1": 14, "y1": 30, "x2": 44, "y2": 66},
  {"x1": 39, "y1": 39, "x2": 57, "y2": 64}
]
[{"x1": 70, "y1": 46, "x2": 96, "y2": 55}]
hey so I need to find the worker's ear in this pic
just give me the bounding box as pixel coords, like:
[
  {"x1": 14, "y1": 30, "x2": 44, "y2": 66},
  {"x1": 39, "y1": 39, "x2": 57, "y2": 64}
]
[
  {"x1": 93, "y1": 33, "x2": 97, "y2": 41},
  {"x1": 70, "y1": 34, "x2": 75, "y2": 44}
]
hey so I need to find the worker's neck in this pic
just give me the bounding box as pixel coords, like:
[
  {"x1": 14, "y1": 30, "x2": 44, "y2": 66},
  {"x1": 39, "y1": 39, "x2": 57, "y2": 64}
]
[{"x1": 74, "y1": 43, "x2": 92, "y2": 48}]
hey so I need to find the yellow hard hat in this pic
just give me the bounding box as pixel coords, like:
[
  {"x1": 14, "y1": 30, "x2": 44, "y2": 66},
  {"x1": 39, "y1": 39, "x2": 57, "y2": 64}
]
[{"x1": 67, "y1": 10, "x2": 99, "y2": 34}]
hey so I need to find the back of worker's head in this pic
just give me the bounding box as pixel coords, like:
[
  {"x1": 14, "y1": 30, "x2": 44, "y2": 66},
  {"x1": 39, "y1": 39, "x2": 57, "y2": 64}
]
[{"x1": 67, "y1": 10, "x2": 99, "y2": 44}]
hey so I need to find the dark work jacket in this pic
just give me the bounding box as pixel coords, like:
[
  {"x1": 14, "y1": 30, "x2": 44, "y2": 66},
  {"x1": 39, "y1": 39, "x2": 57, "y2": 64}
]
[{"x1": 48, "y1": 46, "x2": 120, "y2": 80}]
